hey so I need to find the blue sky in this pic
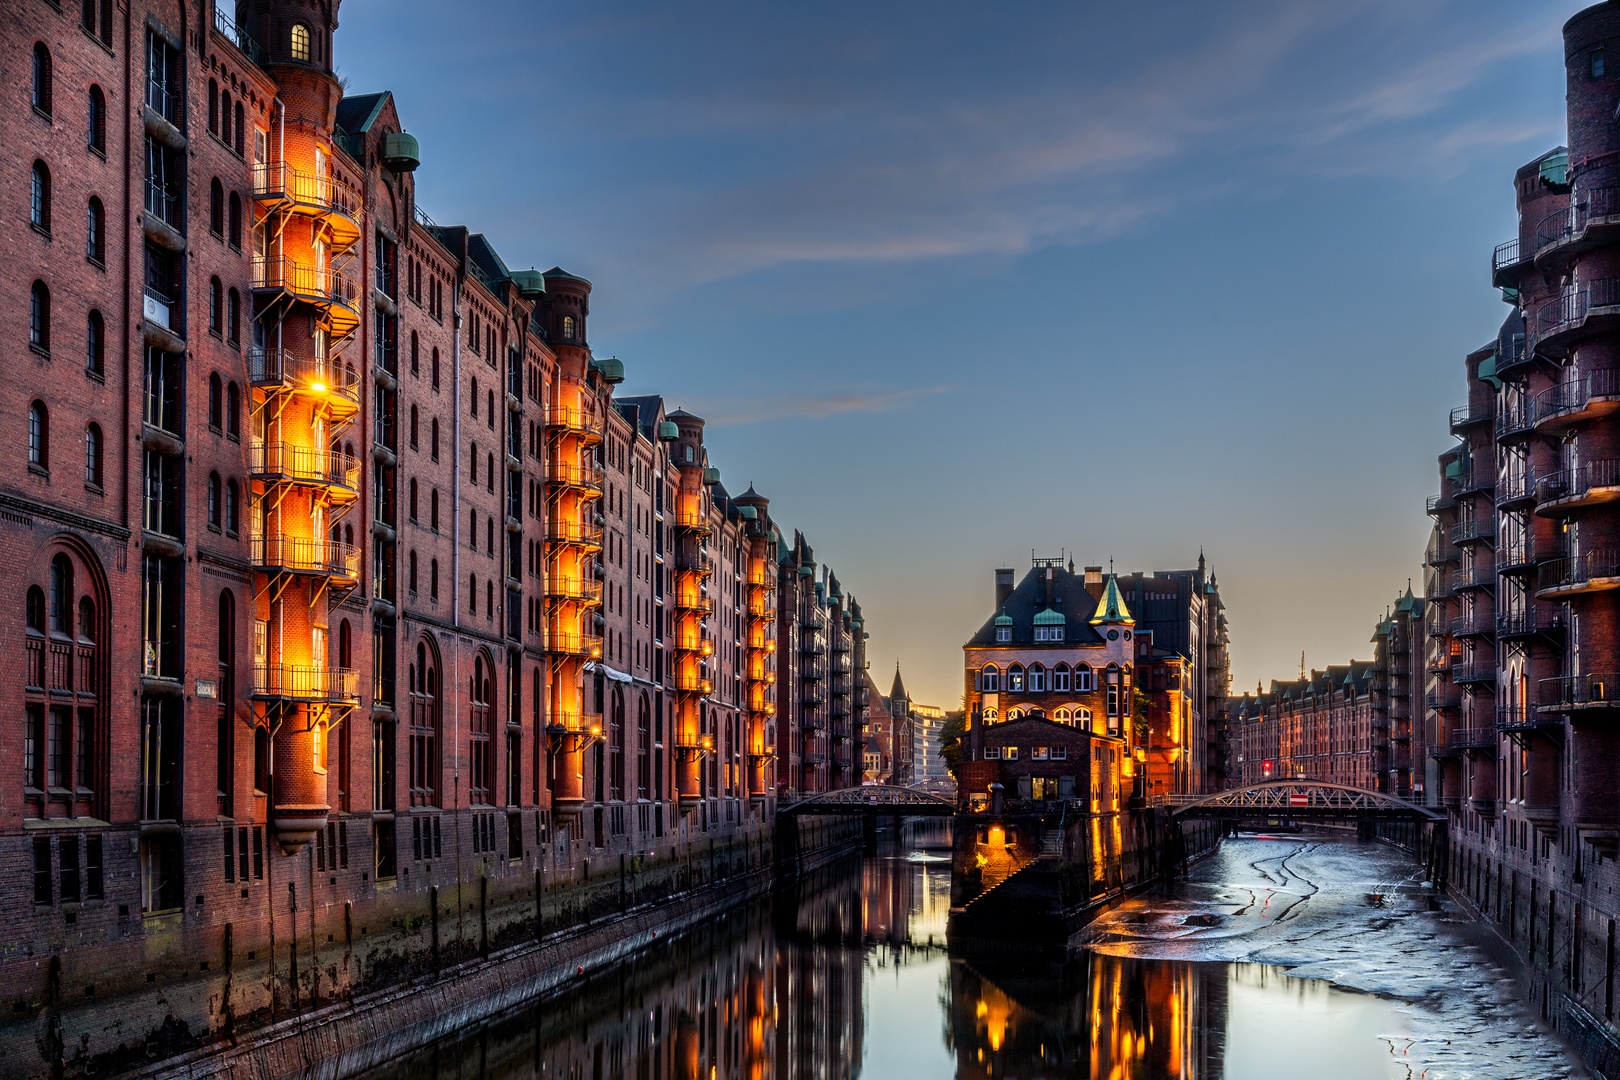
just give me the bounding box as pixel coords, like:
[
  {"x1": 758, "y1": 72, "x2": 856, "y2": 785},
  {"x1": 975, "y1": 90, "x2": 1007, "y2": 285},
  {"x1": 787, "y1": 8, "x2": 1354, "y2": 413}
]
[{"x1": 338, "y1": 0, "x2": 1582, "y2": 708}]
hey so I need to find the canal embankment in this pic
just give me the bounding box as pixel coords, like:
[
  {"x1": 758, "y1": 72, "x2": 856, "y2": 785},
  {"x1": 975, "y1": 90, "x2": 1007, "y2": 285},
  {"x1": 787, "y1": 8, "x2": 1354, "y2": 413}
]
[{"x1": 75, "y1": 818, "x2": 861, "y2": 1080}]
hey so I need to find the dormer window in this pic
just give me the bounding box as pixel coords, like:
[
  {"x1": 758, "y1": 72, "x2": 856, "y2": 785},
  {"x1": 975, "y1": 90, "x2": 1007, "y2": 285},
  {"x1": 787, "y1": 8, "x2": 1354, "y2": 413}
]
[
  {"x1": 291, "y1": 23, "x2": 312, "y2": 63},
  {"x1": 1034, "y1": 625, "x2": 1064, "y2": 642},
  {"x1": 996, "y1": 626, "x2": 1011, "y2": 642}
]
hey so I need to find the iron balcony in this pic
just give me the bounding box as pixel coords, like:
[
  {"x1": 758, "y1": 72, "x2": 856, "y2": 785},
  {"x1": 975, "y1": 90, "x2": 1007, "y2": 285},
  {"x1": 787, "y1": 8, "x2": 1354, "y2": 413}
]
[
  {"x1": 1532, "y1": 368, "x2": 1620, "y2": 435},
  {"x1": 1453, "y1": 564, "x2": 1496, "y2": 593},
  {"x1": 1496, "y1": 609, "x2": 1565, "y2": 640},
  {"x1": 1531, "y1": 277, "x2": 1620, "y2": 359},
  {"x1": 1533, "y1": 185, "x2": 1620, "y2": 272},
  {"x1": 1450, "y1": 404, "x2": 1494, "y2": 434},
  {"x1": 1452, "y1": 664, "x2": 1496, "y2": 687},
  {"x1": 1539, "y1": 672, "x2": 1620, "y2": 712},
  {"x1": 1535, "y1": 549, "x2": 1620, "y2": 598},
  {"x1": 1450, "y1": 727, "x2": 1497, "y2": 750},
  {"x1": 1452, "y1": 518, "x2": 1496, "y2": 546},
  {"x1": 1492, "y1": 237, "x2": 1527, "y2": 288}
]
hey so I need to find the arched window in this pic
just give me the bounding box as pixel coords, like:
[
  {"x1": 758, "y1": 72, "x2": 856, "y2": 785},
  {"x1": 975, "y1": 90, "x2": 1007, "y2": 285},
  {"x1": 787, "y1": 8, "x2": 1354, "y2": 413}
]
[
  {"x1": 486, "y1": 516, "x2": 494, "y2": 556},
  {"x1": 1053, "y1": 663, "x2": 1071, "y2": 692},
  {"x1": 87, "y1": 86, "x2": 105, "y2": 152},
  {"x1": 85, "y1": 310, "x2": 103, "y2": 375},
  {"x1": 981, "y1": 664, "x2": 999, "y2": 692},
  {"x1": 1007, "y1": 707, "x2": 1023, "y2": 720},
  {"x1": 207, "y1": 472, "x2": 222, "y2": 528},
  {"x1": 562, "y1": 315, "x2": 575, "y2": 340},
  {"x1": 431, "y1": 417, "x2": 440, "y2": 460},
  {"x1": 229, "y1": 192, "x2": 242, "y2": 249},
  {"x1": 86, "y1": 196, "x2": 104, "y2": 262},
  {"x1": 1076, "y1": 664, "x2": 1093, "y2": 692},
  {"x1": 79, "y1": 595, "x2": 95, "y2": 642},
  {"x1": 430, "y1": 487, "x2": 440, "y2": 529},
  {"x1": 26, "y1": 586, "x2": 45, "y2": 635},
  {"x1": 209, "y1": 277, "x2": 223, "y2": 335},
  {"x1": 210, "y1": 178, "x2": 224, "y2": 235},
  {"x1": 409, "y1": 477, "x2": 419, "y2": 520},
  {"x1": 430, "y1": 558, "x2": 439, "y2": 600},
  {"x1": 208, "y1": 79, "x2": 219, "y2": 134},
  {"x1": 409, "y1": 637, "x2": 441, "y2": 805},
  {"x1": 32, "y1": 43, "x2": 52, "y2": 116},
  {"x1": 1028, "y1": 663, "x2": 1046, "y2": 693},
  {"x1": 84, "y1": 423, "x2": 101, "y2": 487},
  {"x1": 30, "y1": 281, "x2": 49, "y2": 351},
  {"x1": 410, "y1": 404, "x2": 419, "y2": 448},
  {"x1": 226, "y1": 382, "x2": 240, "y2": 437},
  {"x1": 983, "y1": 707, "x2": 998, "y2": 721},
  {"x1": 49, "y1": 555, "x2": 72, "y2": 634},
  {"x1": 225, "y1": 480, "x2": 239, "y2": 535},
  {"x1": 208, "y1": 373, "x2": 223, "y2": 428},
  {"x1": 227, "y1": 289, "x2": 240, "y2": 344},
  {"x1": 29, "y1": 400, "x2": 48, "y2": 468},
  {"x1": 469, "y1": 573, "x2": 477, "y2": 613},
  {"x1": 431, "y1": 347, "x2": 440, "y2": 388},
  {"x1": 219, "y1": 91, "x2": 231, "y2": 148},
  {"x1": 233, "y1": 100, "x2": 244, "y2": 156},
  {"x1": 486, "y1": 579, "x2": 494, "y2": 618},
  {"x1": 471, "y1": 378, "x2": 479, "y2": 416},
  {"x1": 291, "y1": 23, "x2": 312, "y2": 62},
  {"x1": 30, "y1": 161, "x2": 50, "y2": 232},
  {"x1": 1054, "y1": 707, "x2": 1071, "y2": 723},
  {"x1": 487, "y1": 452, "x2": 495, "y2": 492},
  {"x1": 1007, "y1": 664, "x2": 1025, "y2": 693},
  {"x1": 410, "y1": 331, "x2": 419, "y2": 376},
  {"x1": 468, "y1": 652, "x2": 492, "y2": 802},
  {"x1": 1106, "y1": 664, "x2": 1121, "y2": 718},
  {"x1": 408, "y1": 549, "x2": 418, "y2": 592}
]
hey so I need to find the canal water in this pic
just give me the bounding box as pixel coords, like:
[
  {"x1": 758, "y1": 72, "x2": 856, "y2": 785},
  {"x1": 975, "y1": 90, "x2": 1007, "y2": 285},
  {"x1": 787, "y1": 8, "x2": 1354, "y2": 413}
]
[{"x1": 354, "y1": 827, "x2": 1585, "y2": 1079}]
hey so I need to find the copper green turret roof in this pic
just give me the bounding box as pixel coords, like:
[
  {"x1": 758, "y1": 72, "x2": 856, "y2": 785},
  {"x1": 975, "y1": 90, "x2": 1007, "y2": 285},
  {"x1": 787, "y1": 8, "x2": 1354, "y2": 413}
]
[{"x1": 1089, "y1": 575, "x2": 1134, "y2": 625}]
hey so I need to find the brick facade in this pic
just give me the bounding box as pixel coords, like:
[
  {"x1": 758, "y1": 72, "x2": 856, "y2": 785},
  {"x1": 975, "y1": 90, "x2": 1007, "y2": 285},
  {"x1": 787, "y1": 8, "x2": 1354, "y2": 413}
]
[{"x1": 1, "y1": 1, "x2": 874, "y2": 1071}]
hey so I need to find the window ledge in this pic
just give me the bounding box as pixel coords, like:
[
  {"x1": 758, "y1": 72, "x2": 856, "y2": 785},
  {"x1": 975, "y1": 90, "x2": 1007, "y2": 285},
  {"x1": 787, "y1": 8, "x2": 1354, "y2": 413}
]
[
  {"x1": 30, "y1": 344, "x2": 50, "y2": 361},
  {"x1": 33, "y1": 105, "x2": 52, "y2": 123},
  {"x1": 86, "y1": 368, "x2": 105, "y2": 383},
  {"x1": 31, "y1": 223, "x2": 51, "y2": 241},
  {"x1": 29, "y1": 463, "x2": 50, "y2": 478},
  {"x1": 87, "y1": 256, "x2": 104, "y2": 271}
]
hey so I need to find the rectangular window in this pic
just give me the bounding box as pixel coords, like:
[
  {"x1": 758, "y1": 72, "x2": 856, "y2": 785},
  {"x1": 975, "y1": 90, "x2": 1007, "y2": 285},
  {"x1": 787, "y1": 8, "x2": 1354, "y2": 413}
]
[
  {"x1": 59, "y1": 835, "x2": 79, "y2": 903},
  {"x1": 1003, "y1": 746, "x2": 1019, "y2": 760},
  {"x1": 33, "y1": 838, "x2": 51, "y2": 905},
  {"x1": 252, "y1": 825, "x2": 264, "y2": 879},
  {"x1": 983, "y1": 747, "x2": 1000, "y2": 760},
  {"x1": 1031, "y1": 746, "x2": 1049, "y2": 760},
  {"x1": 1107, "y1": 686, "x2": 1119, "y2": 716},
  {"x1": 1051, "y1": 746, "x2": 1068, "y2": 760},
  {"x1": 223, "y1": 825, "x2": 235, "y2": 882},
  {"x1": 86, "y1": 835, "x2": 103, "y2": 900},
  {"x1": 24, "y1": 704, "x2": 44, "y2": 791}
]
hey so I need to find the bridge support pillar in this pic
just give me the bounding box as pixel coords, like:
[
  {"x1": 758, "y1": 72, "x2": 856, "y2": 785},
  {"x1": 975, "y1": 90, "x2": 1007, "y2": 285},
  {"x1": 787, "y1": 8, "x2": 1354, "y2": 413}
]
[{"x1": 862, "y1": 816, "x2": 878, "y2": 854}]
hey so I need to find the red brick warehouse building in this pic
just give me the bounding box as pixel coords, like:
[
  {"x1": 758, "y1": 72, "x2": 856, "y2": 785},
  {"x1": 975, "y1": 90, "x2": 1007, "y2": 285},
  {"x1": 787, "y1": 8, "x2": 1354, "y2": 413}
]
[{"x1": 1, "y1": 0, "x2": 875, "y2": 1067}]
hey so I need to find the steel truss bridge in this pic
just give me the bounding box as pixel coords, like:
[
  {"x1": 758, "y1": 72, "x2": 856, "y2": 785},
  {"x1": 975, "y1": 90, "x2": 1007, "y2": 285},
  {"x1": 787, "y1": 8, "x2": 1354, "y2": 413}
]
[
  {"x1": 780, "y1": 784, "x2": 956, "y2": 817},
  {"x1": 1167, "y1": 780, "x2": 1443, "y2": 823}
]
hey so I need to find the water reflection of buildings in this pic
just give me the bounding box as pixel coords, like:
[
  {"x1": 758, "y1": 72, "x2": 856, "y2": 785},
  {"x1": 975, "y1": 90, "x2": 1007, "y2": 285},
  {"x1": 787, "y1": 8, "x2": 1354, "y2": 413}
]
[
  {"x1": 360, "y1": 845, "x2": 957, "y2": 1080},
  {"x1": 949, "y1": 955, "x2": 1226, "y2": 1080}
]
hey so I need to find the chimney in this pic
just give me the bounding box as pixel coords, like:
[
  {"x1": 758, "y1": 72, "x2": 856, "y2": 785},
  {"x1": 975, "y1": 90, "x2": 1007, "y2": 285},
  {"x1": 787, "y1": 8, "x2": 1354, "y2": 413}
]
[
  {"x1": 995, "y1": 569, "x2": 1014, "y2": 610},
  {"x1": 1044, "y1": 566, "x2": 1054, "y2": 608}
]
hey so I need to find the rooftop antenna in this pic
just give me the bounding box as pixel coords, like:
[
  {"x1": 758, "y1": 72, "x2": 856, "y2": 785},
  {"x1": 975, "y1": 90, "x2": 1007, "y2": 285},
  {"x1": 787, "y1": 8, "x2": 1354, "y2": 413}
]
[{"x1": 1300, "y1": 651, "x2": 1305, "y2": 680}]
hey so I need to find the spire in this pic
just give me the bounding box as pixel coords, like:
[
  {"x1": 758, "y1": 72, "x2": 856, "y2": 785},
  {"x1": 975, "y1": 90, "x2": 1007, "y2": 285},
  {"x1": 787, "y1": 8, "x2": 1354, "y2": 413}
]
[
  {"x1": 890, "y1": 663, "x2": 907, "y2": 703},
  {"x1": 1089, "y1": 574, "x2": 1134, "y2": 625}
]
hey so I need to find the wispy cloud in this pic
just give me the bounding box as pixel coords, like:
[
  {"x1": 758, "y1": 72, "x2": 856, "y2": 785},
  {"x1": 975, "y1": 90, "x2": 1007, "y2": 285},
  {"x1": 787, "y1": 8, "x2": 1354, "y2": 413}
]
[{"x1": 702, "y1": 385, "x2": 953, "y2": 426}]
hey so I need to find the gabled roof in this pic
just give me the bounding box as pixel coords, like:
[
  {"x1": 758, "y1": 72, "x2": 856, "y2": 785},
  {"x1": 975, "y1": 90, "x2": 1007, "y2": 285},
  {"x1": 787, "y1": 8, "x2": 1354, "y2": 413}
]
[
  {"x1": 1090, "y1": 575, "x2": 1134, "y2": 625},
  {"x1": 964, "y1": 564, "x2": 1105, "y2": 648},
  {"x1": 335, "y1": 92, "x2": 390, "y2": 136}
]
